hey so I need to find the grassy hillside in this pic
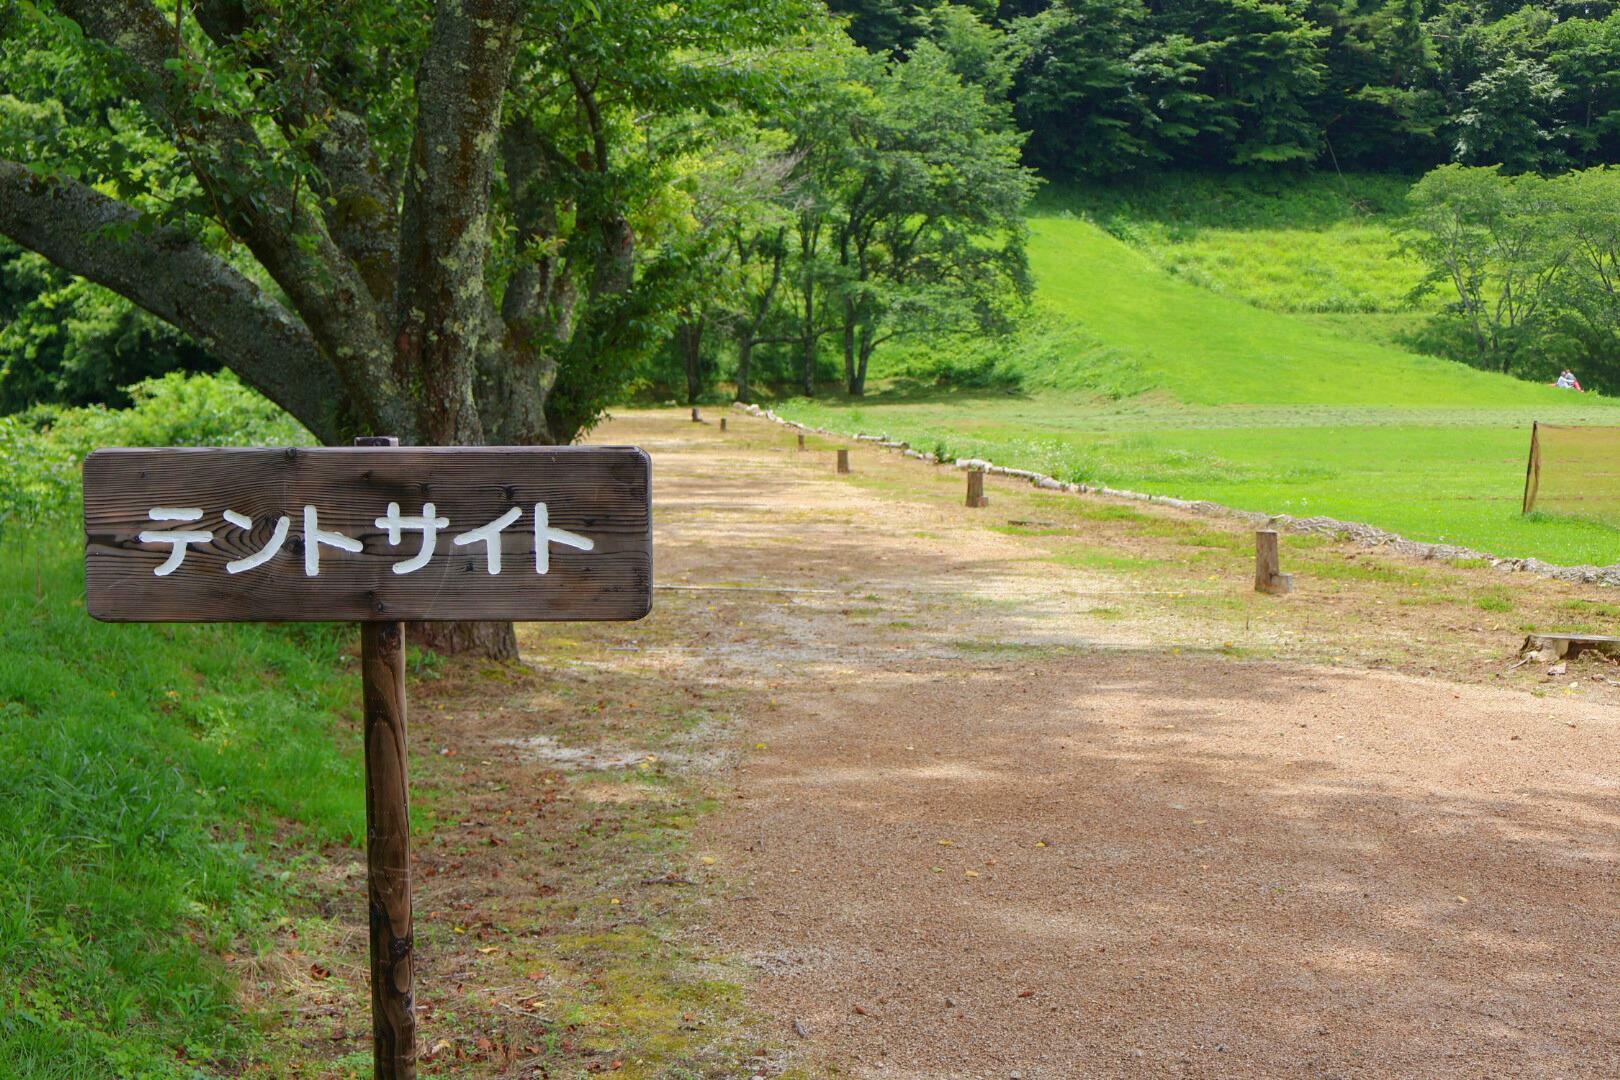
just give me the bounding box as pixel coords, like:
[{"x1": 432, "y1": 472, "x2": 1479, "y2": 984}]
[
  {"x1": 0, "y1": 377, "x2": 363, "y2": 1077},
  {"x1": 1023, "y1": 215, "x2": 1574, "y2": 407},
  {"x1": 772, "y1": 177, "x2": 1620, "y2": 566},
  {"x1": 1043, "y1": 172, "x2": 1424, "y2": 316}
]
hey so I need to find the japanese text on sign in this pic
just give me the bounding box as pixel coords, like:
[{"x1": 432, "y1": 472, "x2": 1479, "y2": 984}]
[{"x1": 138, "y1": 502, "x2": 593, "y2": 577}]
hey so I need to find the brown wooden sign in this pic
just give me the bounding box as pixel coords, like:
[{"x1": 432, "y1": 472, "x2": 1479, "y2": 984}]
[{"x1": 84, "y1": 445, "x2": 652, "y2": 623}]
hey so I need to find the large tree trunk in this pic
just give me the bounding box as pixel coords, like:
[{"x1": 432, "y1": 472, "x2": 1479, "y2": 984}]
[
  {"x1": 5, "y1": 0, "x2": 661, "y2": 664},
  {"x1": 854, "y1": 323, "x2": 876, "y2": 396},
  {"x1": 412, "y1": 620, "x2": 519, "y2": 661},
  {"x1": 842, "y1": 294, "x2": 858, "y2": 393},
  {"x1": 676, "y1": 316, "x2": 705, "y2": 404},
  {"x1": 800, "y1": 283, "x2": 817, "y2": 397},
  {"x1": 736, "y1": 338, "x2": 755, "y2": 403}
]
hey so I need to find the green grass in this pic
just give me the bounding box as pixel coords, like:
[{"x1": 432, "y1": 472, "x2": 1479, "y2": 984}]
[
  {"x1": 1050, "y1": 173, "x2": 1427, "y2": 315},
  {"x1": 1021, "y1": 214, "x2": 1576, "y2": 407},
  {"x1": 0, "y1": 532, "x2": 360, "y2": 1077},
  {"x1": 771, "y1": 174, "x2": 1620, "y2": 566}
]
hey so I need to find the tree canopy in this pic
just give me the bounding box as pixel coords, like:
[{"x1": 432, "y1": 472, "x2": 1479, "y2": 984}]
[{"x1": 0, "y1": 0, "x2": 825, "y2": 445}]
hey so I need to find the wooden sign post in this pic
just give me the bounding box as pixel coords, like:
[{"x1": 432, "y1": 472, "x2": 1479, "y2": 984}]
[{"x1": 84, "y1": 441, "x2": 653, "y2": 1078}]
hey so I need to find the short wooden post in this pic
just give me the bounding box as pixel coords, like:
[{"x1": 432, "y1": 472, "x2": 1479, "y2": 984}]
[
  {"x1": 355, "y1": 436, "x2": 416, "y2": 1079},
  {"x1": 719, "y1": 417, "x2": 727, "y2": 432},
  {"x1": 966, "y1": 469, "x2": 988, "y2": 508},
  {"x1": 690, "y1": 407, "x2": 701, "y2": 423},
  {"x1": 836, "y1": 449, "x2": 850, "y2": 474},
  {"x1": 797, "y1": 433, "x2": 806, "y2": 451},
  {"x1": 1254, "y1": 529, "x2": 1293, "y2": 595}
]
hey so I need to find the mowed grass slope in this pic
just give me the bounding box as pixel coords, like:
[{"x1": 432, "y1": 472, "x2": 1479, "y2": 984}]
[
  {"x1": 1023, "y1": 215, "x2": 1574, "y2": 407},
  {"x1": 773, "y1": 179, "x2": 1620, "y2": 566}
]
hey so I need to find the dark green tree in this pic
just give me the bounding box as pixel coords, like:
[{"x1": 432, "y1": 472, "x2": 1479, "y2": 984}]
[
  {"x1": 1007, "y1": 0, "x2": 1157, "y2": 175},
  {"x1": 0, "y1": 243, "x2": 217, "y2": 411}
]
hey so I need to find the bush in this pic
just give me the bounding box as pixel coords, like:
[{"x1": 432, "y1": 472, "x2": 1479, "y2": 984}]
[{"x1": 0, "y1": 372, "x2": 310, "y2": 529}]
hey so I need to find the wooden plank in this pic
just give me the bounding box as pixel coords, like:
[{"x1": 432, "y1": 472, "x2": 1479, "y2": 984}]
[
  {"x1": 1521, "y1": 633, "x2": 1620, "y2": 662},
  {"x1": 84, "y1": 446, "x2": 652, "y2": 622}
]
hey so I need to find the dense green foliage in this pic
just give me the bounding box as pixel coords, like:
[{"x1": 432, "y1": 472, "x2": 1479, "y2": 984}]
[
  {"x1": 0, "y1": 0, "x2": 832, "y2": 447},
  {"x1": 642, "y1": 36, "x2": 1036, "y2": 402},
  {"x1": 0, "y1": 376, "x2": 355, "y2": 1076},
  {"x1": 6, "y1": 1, "x2": 1615, "y2": 411},
  {"x1": 831, "y1": 0, "x2": 1620, "y2": 177},
  {"x1": 0, "y1": 243, "x2": 217, "y2": 413},
  {"x1": 0, "y1": 371, "x2": 309, "y2": 528},
  {"x1": 1404, "y1": 164, "x2": 1620, "y2": 389}
]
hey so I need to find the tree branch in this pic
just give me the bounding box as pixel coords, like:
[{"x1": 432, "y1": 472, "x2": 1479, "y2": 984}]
[
  {"x1": 192, "y1": 0, "x2": 399, "y2": 303},
  {"x1": 0, "y1": 161, "x2": 347, "y2": 443},
  {"x1": 56, "y1": 0, "x2": 410, "y2": 438}
]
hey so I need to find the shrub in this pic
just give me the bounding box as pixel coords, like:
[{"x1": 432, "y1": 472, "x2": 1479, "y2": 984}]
[{"x1": 0, "y1": 372, "x2": 310, "y2": 529}]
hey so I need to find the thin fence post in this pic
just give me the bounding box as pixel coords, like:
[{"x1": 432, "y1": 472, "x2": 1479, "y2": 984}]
[
  {"x1": 1523, "y1": 421, "x2": 1541, "y2": 514},
  {"x1": 691, "y1": 407, "x2": 701, "y2": 423},
  {"x1": 797, "y1": 434, "x2": 805, "y2": 451},
  {"x1": 836, "y1": 449, "x2": 850, "y2": 474},
  {"x1": 719, "y1": 417, "x2": 727, "y2": 432}
]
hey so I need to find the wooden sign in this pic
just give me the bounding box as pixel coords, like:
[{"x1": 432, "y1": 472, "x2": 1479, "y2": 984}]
[{"x1": 84, "y1": 445, "x2": 652, "y2": 623}]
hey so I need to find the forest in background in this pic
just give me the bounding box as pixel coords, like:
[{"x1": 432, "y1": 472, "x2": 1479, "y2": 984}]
[{"x1": 3, "y1": 0, "x2": 1620, "y2": 420}]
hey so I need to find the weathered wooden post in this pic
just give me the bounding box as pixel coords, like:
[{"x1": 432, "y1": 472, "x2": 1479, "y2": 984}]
[
  {"x1": 83, "y1": 442, "x2": 653, "y2": 1079},
  {"x1": 719, "y1": 417, "x2": 727, "y2": 432},
  {"x1": 797, "y1": 433, "x2": 806, "y2": 451},
  {"x1": 691, "y1": 407, "x2": 701, "y2": 423},
  {"x1": 966, "y1": 469, "x2": 987, "y2": 508},
  {"x1": 836, "y1": 449, "x2": 850, "y2": 474},
  {"x1": 1254, "y1": 529, "x2": 1293, "y2": 595},
  {"x1": 352, "y1": 436, "x2": 415, "y2": 1077}
]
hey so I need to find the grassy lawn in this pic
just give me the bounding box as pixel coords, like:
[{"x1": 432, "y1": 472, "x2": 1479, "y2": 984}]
[
  {"x1": 0, "y1": 531, "x2": 363, "y2": 1077},
  {"x1": 771, "y1": 176, "x2": 1620, "y2": 567},
  {"x1": 779, "y1": 396, "x2": 1620, "y2": 565}
]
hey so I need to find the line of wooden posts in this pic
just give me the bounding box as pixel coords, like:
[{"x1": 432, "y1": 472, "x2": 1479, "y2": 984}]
[{"x1": 712, "y1": 408, "x2": 1295, "y2": 597}]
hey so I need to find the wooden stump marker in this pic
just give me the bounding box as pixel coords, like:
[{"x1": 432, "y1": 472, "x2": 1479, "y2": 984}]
[
  {"x1": 966, "y1": 469, "x2": 988, "y2": 508},
  {"x1": 690, "y1": 407, "x2": 701, "y2": 423},
  {"x1": 83, "y1": 438, "x2": 654, "y2": 1078},
  {"x1": 719, "y1": 417, "x2": 727, "y2": 432},
  {"x1": 836, "y1": 449, "x2": 850, "y2": 474},
  {"x1": 1254, "y1": 529, "x2": 1293, "y2": 595},
  {"x1": 797, "y1": 434, "x2": 806, "y2": 451}
]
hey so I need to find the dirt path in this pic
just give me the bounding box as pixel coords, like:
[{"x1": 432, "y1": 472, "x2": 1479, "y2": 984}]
[{"x1": 588, "y1": 408, "x2": 1620, "y2": 1079}]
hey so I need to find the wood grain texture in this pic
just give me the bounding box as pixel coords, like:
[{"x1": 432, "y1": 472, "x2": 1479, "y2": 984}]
[
  {"x1": 84, "y1": 446, "x2": 652, "y2": 622},
  {"x1": 362, "y1": 620, "x2": 416, "y2": 1077}
]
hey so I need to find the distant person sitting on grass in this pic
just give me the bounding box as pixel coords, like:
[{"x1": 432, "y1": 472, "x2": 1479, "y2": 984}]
[{"x1": 1556, "y1": 369, "x2": 1584, "y2": 391}]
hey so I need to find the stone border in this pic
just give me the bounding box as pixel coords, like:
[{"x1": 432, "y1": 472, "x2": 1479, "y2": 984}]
[{"x1": 736, "y1": 402, "x2": 1620, "y2": 588}]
